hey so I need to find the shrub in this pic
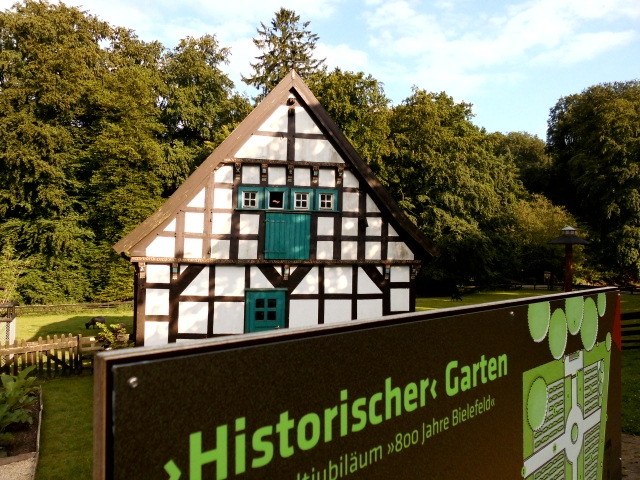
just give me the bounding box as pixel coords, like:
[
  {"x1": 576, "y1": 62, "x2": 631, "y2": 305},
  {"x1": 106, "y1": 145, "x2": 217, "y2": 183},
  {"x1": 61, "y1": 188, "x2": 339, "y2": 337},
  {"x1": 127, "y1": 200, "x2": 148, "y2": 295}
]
[{"x1": 0, "y1": 365, "x2": 38, "y2": 445}]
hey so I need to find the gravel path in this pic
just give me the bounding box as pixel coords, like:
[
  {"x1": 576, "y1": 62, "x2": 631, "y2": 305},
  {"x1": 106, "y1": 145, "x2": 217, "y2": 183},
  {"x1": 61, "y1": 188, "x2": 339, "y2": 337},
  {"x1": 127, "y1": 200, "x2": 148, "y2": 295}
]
[{"x1": 0, "y1": 455, "x2": 36, "y2": 480}]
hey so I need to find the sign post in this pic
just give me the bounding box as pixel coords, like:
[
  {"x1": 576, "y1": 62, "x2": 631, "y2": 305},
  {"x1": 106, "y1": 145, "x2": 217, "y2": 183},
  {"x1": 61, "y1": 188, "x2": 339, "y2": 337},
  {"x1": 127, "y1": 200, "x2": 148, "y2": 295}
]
[{"x1": 94, "y1": 288, "x2": 621, "y2": 479}]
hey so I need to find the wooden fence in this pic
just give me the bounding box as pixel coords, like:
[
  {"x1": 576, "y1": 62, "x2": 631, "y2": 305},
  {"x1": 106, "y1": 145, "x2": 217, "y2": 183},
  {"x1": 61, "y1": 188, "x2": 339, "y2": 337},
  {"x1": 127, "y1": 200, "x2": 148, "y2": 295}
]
[
  {"x1": 621, "y1": 312, "x2": 640, "y2": 349},
  {"x1": 0, "y1": 334, "x2": 103, "y2": 377}
]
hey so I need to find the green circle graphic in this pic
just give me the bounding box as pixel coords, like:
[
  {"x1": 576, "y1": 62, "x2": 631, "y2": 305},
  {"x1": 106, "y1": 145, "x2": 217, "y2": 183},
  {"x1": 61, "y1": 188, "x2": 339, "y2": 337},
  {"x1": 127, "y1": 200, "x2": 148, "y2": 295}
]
[
  {"x1": 528, "y1": 302, "x2": 551, "y2": 342},
  {"x1": 597, "y1": 293, "x2": 607, "y2": 316},
  {"x1": 571, "y1": 423, "x2": 579, "y2": 443},
  {"x1": 606, "y1": 332, "x2": 612, "y2": 352},
  {"x1": 581, "y1": 298, "x2": 598, "y2": 351},
  {"x1": 527, "y1": 377, "x2": 548, "y2": 431},
  {"x1": 549, "y1": 308, "x2": 568, "y2": 359},
  {"x1": 565, "y1": 296, "x2": 584, "y2": 335}
]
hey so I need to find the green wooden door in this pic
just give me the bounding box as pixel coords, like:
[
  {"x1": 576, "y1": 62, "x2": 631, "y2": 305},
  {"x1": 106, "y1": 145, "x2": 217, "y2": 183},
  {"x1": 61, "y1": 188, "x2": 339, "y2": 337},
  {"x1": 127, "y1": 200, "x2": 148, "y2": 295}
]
[
  {"x1": 245, "y1": 290, "x2": 286, "y2": 332},
  {"x1": 265, "y1": 213, "x2": 310, "y2": 260}
]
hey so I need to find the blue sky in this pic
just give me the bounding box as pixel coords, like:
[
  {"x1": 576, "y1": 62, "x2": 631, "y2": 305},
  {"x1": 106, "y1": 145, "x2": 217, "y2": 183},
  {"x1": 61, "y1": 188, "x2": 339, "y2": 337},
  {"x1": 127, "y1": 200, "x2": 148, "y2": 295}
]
[{"x1": 2, "y1": 0, "x2": 639, "y2": 139}]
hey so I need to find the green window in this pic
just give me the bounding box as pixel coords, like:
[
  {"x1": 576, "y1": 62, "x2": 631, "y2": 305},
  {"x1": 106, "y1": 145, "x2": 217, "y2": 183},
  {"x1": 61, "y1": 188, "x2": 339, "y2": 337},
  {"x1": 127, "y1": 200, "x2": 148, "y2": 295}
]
[
  {"x1": 245, "y1": 290, "x2": 286, "y2": 332},
  {"x1": 265, "y1": 213, "x2": 310, "y2": 260},
  {"x1": 238, "y1": 187, "x2": 264, "y2": 209}
]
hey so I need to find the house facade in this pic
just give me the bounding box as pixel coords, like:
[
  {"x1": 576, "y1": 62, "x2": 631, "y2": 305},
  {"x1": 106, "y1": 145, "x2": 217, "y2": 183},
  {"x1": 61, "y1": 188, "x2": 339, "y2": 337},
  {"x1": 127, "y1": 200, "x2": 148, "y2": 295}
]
[{"x1": 114, "y1": 71, "x2": 437, "y2": 346}]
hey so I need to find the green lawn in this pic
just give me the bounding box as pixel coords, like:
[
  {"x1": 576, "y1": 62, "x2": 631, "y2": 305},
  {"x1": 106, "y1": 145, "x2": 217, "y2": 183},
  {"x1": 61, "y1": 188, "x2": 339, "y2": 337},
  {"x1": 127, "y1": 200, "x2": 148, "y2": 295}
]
[{"x1": 415, "y1": 288, "x2": 556, "y2": 310}]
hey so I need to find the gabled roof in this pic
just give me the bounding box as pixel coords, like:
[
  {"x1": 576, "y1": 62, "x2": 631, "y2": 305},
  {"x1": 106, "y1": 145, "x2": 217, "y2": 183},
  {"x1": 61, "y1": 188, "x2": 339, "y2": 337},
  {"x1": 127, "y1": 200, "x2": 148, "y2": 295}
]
[{"x1": 114, "y1": 70, "x2": 438, "y2": 258}]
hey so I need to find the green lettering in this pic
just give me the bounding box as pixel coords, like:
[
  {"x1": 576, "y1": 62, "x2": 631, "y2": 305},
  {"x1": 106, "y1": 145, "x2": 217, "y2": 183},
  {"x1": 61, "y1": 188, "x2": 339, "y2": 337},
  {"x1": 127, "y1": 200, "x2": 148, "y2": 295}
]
[
  {"x1": 276, "y1": 411, "x2": 295, "y2": 458},
  {"x1": 190, "y1": 427, "x2": 227, "y2": 480},
  {"x1": 297, "y1": 413, "x2": 320, "y2": 451},
  {"x1": 351, "y1": 397, "x2": 367, "y2": 432},
  {"x1": 446, "y1": 361, "x2": 459, "y2": 396},
  {"x1": 404, "y1": 382, "x2": 418, "y2": 412},
  {"x1": 369, "y1": 392, "x2": 383, "y2": 425},
  {"x1": 251, "y1": 426, "x2": 273, "y2": 468},
  {"x1": 324, "y1": 405, "x2": 337, "y2": 443}
]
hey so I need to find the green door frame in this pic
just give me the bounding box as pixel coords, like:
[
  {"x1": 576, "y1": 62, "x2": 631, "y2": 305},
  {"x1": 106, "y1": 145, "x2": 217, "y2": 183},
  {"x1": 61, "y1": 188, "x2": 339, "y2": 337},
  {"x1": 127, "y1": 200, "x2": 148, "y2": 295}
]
[{"x1": 245, "y1": 289, "x2": 287, "y2": 332}]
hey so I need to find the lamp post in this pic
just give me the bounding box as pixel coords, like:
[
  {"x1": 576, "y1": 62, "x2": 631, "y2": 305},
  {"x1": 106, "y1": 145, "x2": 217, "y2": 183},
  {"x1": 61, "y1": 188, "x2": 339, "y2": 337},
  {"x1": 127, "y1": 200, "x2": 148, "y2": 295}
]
[{"x1": 547, "y1": 226, "x2": 589, "y2": 292}]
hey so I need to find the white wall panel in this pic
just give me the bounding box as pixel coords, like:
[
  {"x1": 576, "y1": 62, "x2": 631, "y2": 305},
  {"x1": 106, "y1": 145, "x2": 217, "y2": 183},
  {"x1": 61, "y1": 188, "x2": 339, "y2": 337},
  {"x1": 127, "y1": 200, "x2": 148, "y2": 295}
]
[
  {"x1": 366, "y1": 217, "x2": 382, "y2": 236},
  {"x1": 387, "y1": 242, "x2": 414, "y2": 260},
  {"x1": 358, "y1": 268, "x2": 381, "y2": 294},
  {"x1": 238, "y1": 240, "x2": 258, "y2": 259},
  {"x1": 268, "y1": 166, "x2": 287, "y2": 185},
  {"x1": 341, "y1": 217, "x2": 357, "y2": 236},
  {"x1": 365, "y1": 242, "x2": 382, "y2": 260},
  {"x1": 214, "y1": 266, "x2": 245, "y2": 296},
  {"x1": 294, "y1": 167, "x2": 311, "y2": 186},
  {"x1": 182, "y1": 267, "x2": 210, "y2": 296},
  {"x1": 250, "y1": 267, "x2": 272, "y2": 289},
  {"x1": 210, "y1": 239, "x2": 230, "y2": 259},
  {"x1": 258, "y1": 106, "x2": 288, "y2": 132},
  {"x1": 213, "y1": 188, "x2": 233, "y2": 209},
  {"x1": 292, "y1": 267, "x2": 319, "y2": 294},
  {"x1": 289, "y1": 300, "x2": 319, "y2": 328},
  {"x1": 316, "y1": 241, "x2": 333, "y2": 260},
  {"x1": 342, "y1": 192, "x2": 359, "y2": 212},
  {"x1": 144, "y1": 321, "x2": 169, "y2": 346},
  {"x1": 188, "y1": 188, "x2": 206, "y2": 208},
  {"x1": 324, "y1": 266, "x2": 352, "y2": 294},
  {"x1": 235, "y1": 135, "x2": 287, "y2": 160},
  {"x1": 388, "y1": 224, "x2": 399, "y2": 237},
  {"x1": 178, "y1": 302, "x2": 208, "y2": 333},
  {"x1": 341, "y1": 242, "x2": 358, "y2": 260},
  {"x1": 343, "y1": 170, "x2": 359, "y2": 188},
  {"x1": 317, "y1": 217, "x2": 334, "y2": 236},
  {"x1": 145, "y1": 289, "x2": 169, "y2": 315},
  {"x1": 212, "y1": 213, "x2": 232, "y2": 234},
  {"x1": 366, "y1": 195, "x2": 380, "y2": 213},
  {"x1": 243, "y1": 165, "x2": 260, "y2": 185},
  {"x1": 184, "y1": 212, "x2": 204, "y2": 233},
  {"x1": 240, "y1": 214, "x2": 260, "y2": 235},
  {"x1": 146, "y1": 236, "x2": 175, "y2": 258},
  {"x1": 324, "y1": 300, "x2": 352, "y2": 323},
  {"x1": 183, "y1": 238, "x2": 203, "y2": 259},
  {"x1": 390, "y1": 266, "x2": 410, "y2": 282},
  {"x1": 390, "y1": 289, "x2": 410, "y2": 312},
  {"x1": 295, "y1": 108, "x2": 322, "y2": 134},
  {"x1": 214, "y1": 166, "x2": 233, "y2": 184},
  {"x1": 146, "y1": 264, "x2": 170, "y2": 284},
  {"x1": 213, "y1": 302, "x2": 244, "y2": 334},
  {"x1": 295, "y1": 138, "x2": 343, "y2": 163},
  {"x1": 357, "y1": 299, "x2": 383, "y2": 320},
  {"x1": 163, "y1": 219, "x2": 176, "y2": 232},
  {"x1": 319, "y1": 169, "x2": 335, "y2": 187}
]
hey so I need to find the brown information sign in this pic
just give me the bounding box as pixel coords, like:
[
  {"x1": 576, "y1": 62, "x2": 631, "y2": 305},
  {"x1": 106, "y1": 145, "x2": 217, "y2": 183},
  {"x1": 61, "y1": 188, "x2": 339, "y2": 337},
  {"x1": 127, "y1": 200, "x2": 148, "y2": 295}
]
[{"x1": 94, "y1": 288, "x2": 621, "y2": 479}]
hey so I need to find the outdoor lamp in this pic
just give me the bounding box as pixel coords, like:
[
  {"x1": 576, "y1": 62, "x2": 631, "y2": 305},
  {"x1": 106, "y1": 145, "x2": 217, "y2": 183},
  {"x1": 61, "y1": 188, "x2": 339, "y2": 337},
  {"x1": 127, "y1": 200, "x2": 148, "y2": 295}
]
[{"x1": 547, "y1": 226, "x2": 589, "y2": 292}]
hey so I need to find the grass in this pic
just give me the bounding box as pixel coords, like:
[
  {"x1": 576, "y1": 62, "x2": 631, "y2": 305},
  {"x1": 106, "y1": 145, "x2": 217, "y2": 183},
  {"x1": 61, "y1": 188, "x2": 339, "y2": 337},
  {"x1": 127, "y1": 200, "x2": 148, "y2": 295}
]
[{"x1": 415, "y1": 288, "x2": 555, "y2": 310}]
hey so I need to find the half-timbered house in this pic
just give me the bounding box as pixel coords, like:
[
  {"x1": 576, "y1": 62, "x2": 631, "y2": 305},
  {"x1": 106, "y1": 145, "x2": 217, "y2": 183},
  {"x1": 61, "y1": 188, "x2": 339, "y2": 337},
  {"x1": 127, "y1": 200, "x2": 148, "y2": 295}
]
[{"x1": 114, "y1": 70, "x2": 438, "y2": 346}]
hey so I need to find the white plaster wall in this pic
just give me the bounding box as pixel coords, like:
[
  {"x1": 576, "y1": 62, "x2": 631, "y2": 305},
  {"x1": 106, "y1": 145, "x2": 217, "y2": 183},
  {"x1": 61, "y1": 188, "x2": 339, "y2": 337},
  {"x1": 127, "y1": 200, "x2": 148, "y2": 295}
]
[
  {"x1": 238, "y1": 240, "x2": 258, "y2": 259},
  {"x1": 235, "y1": 135, "x2": 287, "y2": 160},
  {"x1": 341, "y1": 242, "x2": 358, "y2": 261},
  {"x1": 317, "y1": 217, "x2": 334, "y2": 236},
  {"x1": 358, "y1": 268, "x2": 381, "y2": 294},
  {"x1": 387, "y1": 242, "x2": 414, "y2": 260},
  {"x1": 292, "y1": 267, "x2": 319, "y2": 294},
  {"x1": 184, "y1": 212, "x2": 204, "y2": 233},
  {"x1": 250, "y1": 267, "x2": 272, "y2": 289},
  {"x1": 210, "y1": 239, "x2": 230, "y2": 259},
  {"x1": 214, "y1": 166, "x2": 233, "y2": 184},
  {"x1": 295, "y1": 108, "x2": 322, "y2": 134},
  {"x1": 163, "y1": 219, "x2": 176, "y2": 232},
  {"x1": 343, "y1": 170, "x2": 359, "y2": 188},
  {"x1": 365, "y1": 242, "x2": 382, "y2": 260},
  {"x1": 146, "y1": 236, "x2": 175, "y2": 258},
  {"x1": 213, "y1": 188, "x2": 233, "y2": 209},
  {"x1": 357, "y1": 299, "x2": 383, "y2": 320},
  {"x1": 341, "y1": 217, "x2": 357, "y2": 236},
  {"x1": 178, "y1": 302, "x2": 208, "y2": 333},
  {"x1": 145, "y1": 289, "x2": 169, "y2": 315},
  {"x1": 212, "y1": 213, "x2": 232, "y2": 235},
  {"x1": 319, "y1": 169, "x2": 335, "y2": 188},
  {"x1": 146, "y1": 264, "x2": 170, "y2": 284},
  {"x1": 316, "y1": 241, "x2": 333, "y2": 260},
  {"x1": 289, "y1": 300, "x2": 319, "y2": 328},
  {"x1": 183, "y1": 238, "x2": 203, "y2": 259},
  {"x1": 240, "y1": 214, "x2": 260, "y2": 235},
  {"x1": 390, "y1": 266, "x2": 410, "y2": 282},
  {"x1": 294, "y1": 167, "x2": 311, "y2": 186},
  {"x1": 213, "y1": 302, "x2": 245, "y2": 334},
  {"x1": 366, "y1": 217, "x2": 382, "y2": 236},
  {"x1": 324, "y1": 266, "x2": 352, "y2": 294},
  {"x1": 188, "y1": 188, "x2": 206, "y2": 208},
  {"x1": 295, "y1": 139, "x2": 343, "y2": 163},
  {"x1": 388, "y1": 224, "x2": 399, "y2": 237},
  {"x1": 324, "y1": 300, "x2": 352, "y2": 323},
  {"x1": 144, "y1": 321, "x2": 169, "y2": 346},
  {"x1": 182, "y1": 267, "x2": 209, "y2": 296},
  {"x1": 214, "y1": 266, "x2": 245, "y2": 296},
  {"x1": 366, "y1": 195, "x2": 380, "y2": 213},
  {"x1": 243, "y1": 165, "x2": 261, "y2": 185},
  {"x1": 342, "y1": 192, "x2": 359, "y2": 212},
  {"x1": 258, "y1": 106, "x2": 288, "y2": 132},
  {"x1": 390, "y1": 289, "x2": 410, "y2": 312},
  {"x1": 268, "y1": 166, "x2": 287, "y2": 185}
]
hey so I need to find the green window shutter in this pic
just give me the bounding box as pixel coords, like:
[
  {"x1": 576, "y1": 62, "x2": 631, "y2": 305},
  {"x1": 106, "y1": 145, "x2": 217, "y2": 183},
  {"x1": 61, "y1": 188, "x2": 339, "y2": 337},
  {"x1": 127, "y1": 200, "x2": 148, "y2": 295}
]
[{"x1": 265, "y1": 213, "x2": 310, "y2": 260}]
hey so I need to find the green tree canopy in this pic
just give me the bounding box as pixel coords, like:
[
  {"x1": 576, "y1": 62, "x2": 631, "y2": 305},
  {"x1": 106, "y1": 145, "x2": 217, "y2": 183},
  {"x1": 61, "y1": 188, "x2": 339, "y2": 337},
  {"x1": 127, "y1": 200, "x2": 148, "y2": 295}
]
[
  {"x1": 242, "y1": 8, "x2": 325, "y2": 101},
  {"x1": 547, "y1": 80, "x2": 640, "y2": 281}
]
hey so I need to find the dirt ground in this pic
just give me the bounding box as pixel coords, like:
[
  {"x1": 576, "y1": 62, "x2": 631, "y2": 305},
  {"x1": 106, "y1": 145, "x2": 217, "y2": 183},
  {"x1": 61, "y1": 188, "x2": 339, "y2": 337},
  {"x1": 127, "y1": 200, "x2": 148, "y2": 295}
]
[{"x1": 623, "y1": 433, "x2": 640, "y2": 478}]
